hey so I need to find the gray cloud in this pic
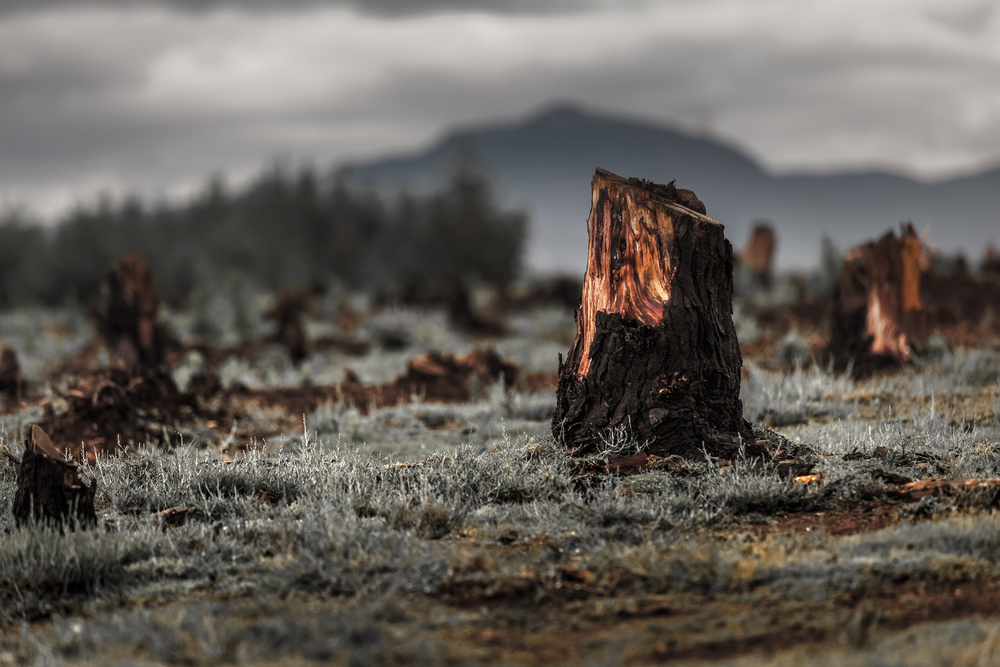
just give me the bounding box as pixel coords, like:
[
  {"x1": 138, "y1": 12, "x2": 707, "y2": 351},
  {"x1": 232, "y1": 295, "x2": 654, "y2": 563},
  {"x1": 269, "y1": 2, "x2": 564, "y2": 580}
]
[
  {"x1": 2, "y1": 0, "x2": 1000, "y2": 224},
  {"x1": 0, "y1": 0, "x2": 609, "y2": 17}
]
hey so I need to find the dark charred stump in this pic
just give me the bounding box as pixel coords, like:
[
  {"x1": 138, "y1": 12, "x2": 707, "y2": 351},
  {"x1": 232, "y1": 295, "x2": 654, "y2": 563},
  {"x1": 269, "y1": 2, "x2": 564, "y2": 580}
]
[
  {"x1": 446, "y1": 281, "x2": 506, "y2": 336},
  {"x1": 13, "y1": 425, "x2": 96, "y2": 529},
  {"x1": 984, "y1": 245, "x2": 1000, "y2": 276},
  {"x1": 265, "y1": 285, "x2": 323, "y2": 364},
  {"x1": 98, "y1": 256, "x2": 168, "y2": 372},
  {"x1": 831, "y1": 224, "x2": 927, "y2": 377},
  {"x1": 552, "y1": 168, "x2": 752, "y2": 460},
  {"x1": 0, "y1": 346, "x2": 23, "y2": 403}
]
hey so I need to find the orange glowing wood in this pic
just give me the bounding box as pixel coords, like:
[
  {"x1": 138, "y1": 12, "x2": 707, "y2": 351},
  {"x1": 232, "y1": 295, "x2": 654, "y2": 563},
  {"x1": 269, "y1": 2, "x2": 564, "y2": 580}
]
[
  {"x1": 577, "y1": 171, "x2": 678, "y2": 376},
  {"x1": 554, "y1": 169, "x2": 752, "y2": 460},
  {"x1": 832, "y1": 224, "x2": 927, "y2": 376}
]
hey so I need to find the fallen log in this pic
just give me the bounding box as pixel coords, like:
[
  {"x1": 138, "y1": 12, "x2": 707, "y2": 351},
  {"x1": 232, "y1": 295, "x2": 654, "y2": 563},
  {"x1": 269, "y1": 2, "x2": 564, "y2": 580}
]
[
  {"x1": 553, "y1": 168, "x2": 752, "y2": 459},
  {"x1": 13, "y1": 425, "x2": 96, "y2": 529},
  {"x1": 897, "y1": 477, "x2": 1000, "y2": 500}
]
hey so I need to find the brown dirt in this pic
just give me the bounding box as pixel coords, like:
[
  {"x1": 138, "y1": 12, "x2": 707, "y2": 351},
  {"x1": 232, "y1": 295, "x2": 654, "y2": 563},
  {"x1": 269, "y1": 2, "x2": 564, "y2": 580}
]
[
  {"x1": 34, "y1": 347, "x2": 527, "y2": 456},
  {"x1": 848, "y1": 384, "x2": 999, "y2": 423},
  {"x1": 22, "y1": 568, "x2": 1000, "y2": 666},
  {"x1": 38, "y1": 367, "x2": 202, "y2": 460},
  {"x1": 741, "y1": 500, "x2": 902, "y2": 538},
  {"x1": 427, "y1": 526, "x2": 1000, "y2": 665}
]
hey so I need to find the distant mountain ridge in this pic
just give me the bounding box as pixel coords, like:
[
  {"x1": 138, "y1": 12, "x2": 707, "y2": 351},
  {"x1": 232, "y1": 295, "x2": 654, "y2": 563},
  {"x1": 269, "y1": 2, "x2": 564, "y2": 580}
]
[{"x1": 340, "y1": 104, "x2": 1000, "y2": 274}]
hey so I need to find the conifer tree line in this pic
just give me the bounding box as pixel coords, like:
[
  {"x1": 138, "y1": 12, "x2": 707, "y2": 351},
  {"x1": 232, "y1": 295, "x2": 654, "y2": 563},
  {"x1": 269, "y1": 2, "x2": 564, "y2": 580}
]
[{"x1": 0, "y1": 164, "x2": 527, "y2": 308}]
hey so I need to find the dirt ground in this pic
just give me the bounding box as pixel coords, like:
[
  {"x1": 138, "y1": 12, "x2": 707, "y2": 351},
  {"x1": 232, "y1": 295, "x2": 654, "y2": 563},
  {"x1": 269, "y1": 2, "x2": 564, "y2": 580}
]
[
  {"x1": 11, "y1": 501, "x2": 999, "y2": 666},
  {"x1": 4, "y1": 281, "x2": 1000, "y2": 665}
]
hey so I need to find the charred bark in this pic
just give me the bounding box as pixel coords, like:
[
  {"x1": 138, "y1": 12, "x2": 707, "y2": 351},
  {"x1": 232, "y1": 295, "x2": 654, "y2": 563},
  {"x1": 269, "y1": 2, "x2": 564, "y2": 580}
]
[
  {"x1": 553, "y1": 168, "x2": 752, "y2": 460},
  {"x1": 831, "y1": 224, "x2": 927, "y2": 376},
  {"x1": 13, "y1": 425, "x2": 96, "y2": 529}
]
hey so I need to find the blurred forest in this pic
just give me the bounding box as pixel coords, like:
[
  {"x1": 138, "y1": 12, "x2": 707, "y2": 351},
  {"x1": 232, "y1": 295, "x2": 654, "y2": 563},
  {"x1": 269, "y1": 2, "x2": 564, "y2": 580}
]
[{"x1": 0, "y1": 165, "x2": 527, "y2": 308}]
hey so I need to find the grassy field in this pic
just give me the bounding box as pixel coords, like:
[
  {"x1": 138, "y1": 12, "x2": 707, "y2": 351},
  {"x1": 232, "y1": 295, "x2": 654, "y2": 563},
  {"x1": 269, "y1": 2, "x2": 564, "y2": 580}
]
[{"x1": 1, "y1": 293, "x2": 1000, "y2": 665}]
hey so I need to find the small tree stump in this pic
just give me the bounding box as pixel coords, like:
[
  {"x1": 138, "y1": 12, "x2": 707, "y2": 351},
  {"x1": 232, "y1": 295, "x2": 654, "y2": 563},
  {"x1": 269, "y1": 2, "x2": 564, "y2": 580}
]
[
  {"x1": 265, "y1": 284, "x2": 323, "y2": 364},
  {"x1": 983, "y1": 245, "x2": 1000, "y2": 276},
  {"x1": 553, "y1": 168, "x2": 752, "y2": 459},
  {"x1": 0, "y1": 345, "x2": 23, "y2": 402},
  {"x1": 98, "y1": 256, "x2": 167, "y2": 372},
  {"x1": 831, "y1": 224, "x2": 927, "y2": 375},
  {"x1": 740, "y1": 222, "x2": 776, "y2": 288},
  {"x1": 13, "y1": 425, "x2": 96, "y2": 529}
]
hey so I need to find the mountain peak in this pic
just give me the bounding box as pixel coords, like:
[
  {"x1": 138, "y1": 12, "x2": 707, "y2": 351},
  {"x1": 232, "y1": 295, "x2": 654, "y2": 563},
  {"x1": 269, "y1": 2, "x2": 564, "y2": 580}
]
[{"x1": 341, "y1": 106, "x2": 999, "y2": 274}]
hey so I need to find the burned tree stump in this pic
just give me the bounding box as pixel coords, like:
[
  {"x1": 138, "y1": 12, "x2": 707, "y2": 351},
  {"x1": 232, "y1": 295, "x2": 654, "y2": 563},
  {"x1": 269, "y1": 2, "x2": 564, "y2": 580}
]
[
  {"x1": 984, "y1": 245, "x2": 1000, "y2": 276},
  {"x1": 445, "y1": 281, "x2": 506, "y2": 336},
  {"x1": 831, "y1": 224, "x2": 927, "y2": 376},
  {"x1": 0, "y1": 345, "x2": 23, "y2": 403},
  {"x1": 13, "y1": 425, "x2": 96, "y2": 529},
  {"x1": 265, "y1": 284, "x2": 324, "y2": 364},
  {"x1": 98, "y1": 256, "x2": 167, "y2": 372},
  {"x1": 553, "y1": 168, "x2": 752, "y2": 460},
  {"x1": 740, "y1": 222, "x2": 776, "y2": 288}
]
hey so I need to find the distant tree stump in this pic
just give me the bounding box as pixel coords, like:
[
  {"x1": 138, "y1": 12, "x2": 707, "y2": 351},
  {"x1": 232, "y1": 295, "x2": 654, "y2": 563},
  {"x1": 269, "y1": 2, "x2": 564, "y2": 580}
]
[
  {"x1": 13, "y1": 425, "x2": 96, "y2": 529},
  {"x1": 265, "y1": 284, "x2": 323, "y2": 364},
  {"x1": 553, "y1": 168, "x2": 752, "y2": 459},
  {"x1": 831, "y1": 224, "x2": 927, "y2": 375},
  {"x1": 740, "y1": 222, "x2": 776, "y2": 288},
  {"x1": 445, "y1": 280, "x2": 506, "y2": 335},
  {"x1": 0, "y1": 345, "x2": 23, "y2": 402},
  {"x1": 984, "y1": 245, "x2": 1000, "y2": 276},
  {"x1": 98, "y1": 256, "x2": 167, "y2": 372}
]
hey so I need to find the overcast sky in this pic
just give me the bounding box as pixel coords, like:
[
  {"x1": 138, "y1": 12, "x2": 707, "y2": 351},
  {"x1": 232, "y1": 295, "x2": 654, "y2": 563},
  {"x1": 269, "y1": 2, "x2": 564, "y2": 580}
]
[{"x1": 2, "y1": 0, "x2": 999, "y2": 219}]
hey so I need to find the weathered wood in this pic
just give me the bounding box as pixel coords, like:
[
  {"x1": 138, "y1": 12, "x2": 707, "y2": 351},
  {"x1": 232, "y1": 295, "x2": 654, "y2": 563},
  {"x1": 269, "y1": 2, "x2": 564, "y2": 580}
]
[
  {"x1": 831, "y1": 224, "x2": 927, "y2": 375},
  {"x1": 13, "y1": 425, "x2": 96, "y2": 529},
  {"x1": 553, "y1": 168, "x2": 752, "y2": 459}
]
